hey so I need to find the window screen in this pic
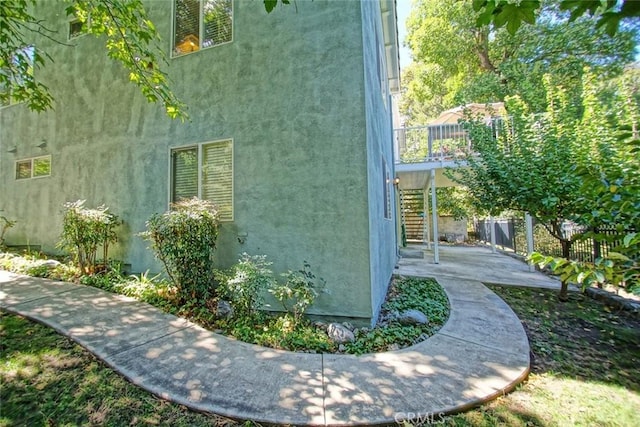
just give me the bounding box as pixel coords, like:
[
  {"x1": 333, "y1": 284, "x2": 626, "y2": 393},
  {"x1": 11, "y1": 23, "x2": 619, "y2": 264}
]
[{"x1": 171, "y1": 147, "x2": 198, "y2": 201}]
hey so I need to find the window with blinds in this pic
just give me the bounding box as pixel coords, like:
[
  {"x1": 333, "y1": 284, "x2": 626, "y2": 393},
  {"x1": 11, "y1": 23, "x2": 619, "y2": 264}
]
[
  {"x1": 171, "y1": 147, "x2": 198, "y2": 201},
  {"x1": 173, "y1": 0, "x2": 233, "y2": 57},
  {"x1": 170, "y1": 140, "x2": 233, "y2": 221}
]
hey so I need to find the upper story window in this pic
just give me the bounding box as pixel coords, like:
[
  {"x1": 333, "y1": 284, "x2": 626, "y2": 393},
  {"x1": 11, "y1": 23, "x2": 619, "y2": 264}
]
[
  {"x1": 172, "y1": 0, "x2": 233, "y2": 57},
  {"x1": 68, "y1": 18, "x2": 88, "y2": 40}
]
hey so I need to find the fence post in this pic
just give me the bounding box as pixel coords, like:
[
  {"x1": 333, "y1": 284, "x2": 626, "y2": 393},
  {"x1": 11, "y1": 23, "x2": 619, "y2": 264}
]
[
  {"x1": 593, "y1": 227, "x2": 601, "y2": 260},
  {"x1": 525, "y1": 212, "x2": 534, "y2": 272},
  {"x1": 489, "y1": 216, "x2": 497, "y2": 253}
]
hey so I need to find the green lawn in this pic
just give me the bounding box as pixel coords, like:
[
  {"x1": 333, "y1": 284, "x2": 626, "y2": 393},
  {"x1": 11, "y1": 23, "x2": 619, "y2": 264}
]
[
  {"x1": 1, "y1": 285, "x2": 639, "y2": 426},
  {"x1": 441, "y1": 285, "x2": 640, "y2": 427}
]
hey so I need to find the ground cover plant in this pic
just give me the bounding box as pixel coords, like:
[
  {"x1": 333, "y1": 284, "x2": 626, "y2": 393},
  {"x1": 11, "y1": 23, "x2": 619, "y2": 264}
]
[{"x1": 0, "y1": 250, "x2": 449, "y2": 355}]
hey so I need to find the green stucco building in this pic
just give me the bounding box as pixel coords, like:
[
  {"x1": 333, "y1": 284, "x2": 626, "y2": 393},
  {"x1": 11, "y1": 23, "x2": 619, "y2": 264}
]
[{"x1": 0, "y1": 0, "x2": 400, "y2": 326}]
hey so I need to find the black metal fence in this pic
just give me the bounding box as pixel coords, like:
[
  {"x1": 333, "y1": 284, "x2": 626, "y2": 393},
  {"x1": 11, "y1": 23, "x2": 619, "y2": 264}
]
[{"x1": 473, "y1": 218, "x2": 624, "y2": 263}]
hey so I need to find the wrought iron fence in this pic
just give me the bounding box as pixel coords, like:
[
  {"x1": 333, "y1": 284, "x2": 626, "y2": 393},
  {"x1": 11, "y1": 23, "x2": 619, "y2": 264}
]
[{"x1": 473, "y1": 217, "x2": 624, "y2": 263}]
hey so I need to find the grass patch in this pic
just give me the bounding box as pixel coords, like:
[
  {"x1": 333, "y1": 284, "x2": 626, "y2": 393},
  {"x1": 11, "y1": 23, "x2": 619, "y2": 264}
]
[{"x1": 436, "y1": 285, "x2": 640, "y2": 427}]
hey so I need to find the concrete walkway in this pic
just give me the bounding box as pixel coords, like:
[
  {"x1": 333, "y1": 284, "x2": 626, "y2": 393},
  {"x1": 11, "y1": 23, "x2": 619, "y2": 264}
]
[{"x1": 0, "y1": 246, "x2": 555, "y2": 426}]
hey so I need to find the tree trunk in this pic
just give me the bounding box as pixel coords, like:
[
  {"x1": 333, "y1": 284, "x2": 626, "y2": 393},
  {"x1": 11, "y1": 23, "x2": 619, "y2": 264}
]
[
  {"x1": 473, "y1": 29, "x2": 497, "y2": 73},
  {"x1": 559, "y1": 238, "x2": 572, "y2": 301}
]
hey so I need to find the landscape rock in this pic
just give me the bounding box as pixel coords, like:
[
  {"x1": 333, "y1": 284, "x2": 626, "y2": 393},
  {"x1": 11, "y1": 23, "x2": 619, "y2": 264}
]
[
  {"x1": 39, "y1": 259, "x2": 61, "y2": 268},
  {"x1": 341, "y1": 322, "x2": 355, "y2": 331},
  {"x1": 215, "y1": 300, "x2": 234, "y2": 319},
  {"x1": 327, "y1": 323, "x2": 355, "y2": 344},
  {"x1": 396, "y1": 309, "x2": 429, "y2": 326}
]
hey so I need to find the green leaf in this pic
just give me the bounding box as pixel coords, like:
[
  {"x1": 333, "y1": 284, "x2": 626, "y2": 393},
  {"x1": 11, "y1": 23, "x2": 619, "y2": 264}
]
[
  {"x1": 622, "y1": 233, "x2": 638, "y2": 247},
  {"x1": 263, "y1": 0, "x2": 278, "y2": 13}
]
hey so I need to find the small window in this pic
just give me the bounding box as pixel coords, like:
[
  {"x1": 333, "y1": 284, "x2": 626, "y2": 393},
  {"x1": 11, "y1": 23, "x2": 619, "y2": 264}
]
[
  {"x1": 171, "y1": 140, "x2": 233, "y2": 221},
  {"x1": 15, "y1": 155, "x2": 51, "y2": 180},
  {"x1": 172, "y1": 0, "x2": 233, "y2": 57},
  {"x1": 69, "y1": 19, "x2": 87, "y2": 40}
]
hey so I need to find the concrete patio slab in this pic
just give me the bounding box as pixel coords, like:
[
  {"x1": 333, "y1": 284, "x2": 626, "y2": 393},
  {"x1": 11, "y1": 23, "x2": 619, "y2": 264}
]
[{"x1": 399, "y1": 245, "x2": 562, "y2": 289}]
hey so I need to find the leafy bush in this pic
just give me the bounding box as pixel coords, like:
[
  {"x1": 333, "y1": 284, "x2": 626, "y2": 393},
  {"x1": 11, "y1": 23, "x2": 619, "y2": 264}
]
[
  {"x1": 58, "y1": 200, "x2": 120, "y2": 274},
  {"x1": 141, "y1": 198, "x2": 220, "y2": 302},
  {"x1": 217, "y1": 253, "x2": 275, "y2": 316},
  {"x1": 226, "y1": 313, "x2": 334, "y2": 353},
  {"x1": 270, "y1": 262, "x2": 324, "y2": 323},
  {"x1": 0, "y1": 214, "x2": 16, "y2": 249}
]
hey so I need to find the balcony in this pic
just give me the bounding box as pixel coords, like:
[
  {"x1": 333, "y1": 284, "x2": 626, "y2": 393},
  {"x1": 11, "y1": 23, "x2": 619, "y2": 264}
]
[{"x1": 394, "y1": 123, "x2": 470, "y2": 165}]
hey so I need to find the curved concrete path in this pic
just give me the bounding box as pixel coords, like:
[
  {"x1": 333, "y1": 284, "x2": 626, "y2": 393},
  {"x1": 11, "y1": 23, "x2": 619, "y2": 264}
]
[{"x1": 0, "y1": 246, "x2": 543, "y2": 426}]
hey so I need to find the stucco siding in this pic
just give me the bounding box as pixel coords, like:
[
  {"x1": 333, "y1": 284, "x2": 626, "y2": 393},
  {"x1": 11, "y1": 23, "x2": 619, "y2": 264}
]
[
  {"x1": 0, "y1": 0, "x2": 389, "y2": 321},
  {"x1": 360, "y1": 0, "x2": 397, "y2": 324}
]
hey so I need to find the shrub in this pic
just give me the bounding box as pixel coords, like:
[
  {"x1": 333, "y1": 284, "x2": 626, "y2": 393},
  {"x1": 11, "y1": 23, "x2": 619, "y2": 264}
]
[
  {"x1": 58, "y1": 200, "x2": 120, "y2": 274},
  {"x1": 270, "y1": 262, "x2": 324, "y2": 323},
  {"x1": 0, "y1": 214, "x2": 16, "y2": 249},
  {"x1": 217, "y1": 253, "x2": 275, "y2": 316},
  {"x1": 141, "y1": 198, "x2": 220, "y2": 302}
]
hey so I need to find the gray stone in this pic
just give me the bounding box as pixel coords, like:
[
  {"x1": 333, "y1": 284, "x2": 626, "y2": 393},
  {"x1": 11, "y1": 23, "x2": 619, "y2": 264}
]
[
  {"x1": 215, "y1": 300, "x2": 234, "y2": 319},
  {"x1": 327, "y1": 323, "x2": 355, "y2": 344},
  {"x1": 397, "y1": 309, "x2": 429, "y2": 326},
  {"x1": 341, "y1": 322, "x2": 354, "y2": 331},
  {"x1": 39, "y1": 259, "x2": 61, "y2": 268}
]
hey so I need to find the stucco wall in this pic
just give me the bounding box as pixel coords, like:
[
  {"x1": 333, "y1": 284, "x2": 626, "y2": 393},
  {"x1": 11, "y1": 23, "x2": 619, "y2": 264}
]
[
  {"x1": 0, "y1": 0, "x2": 386, "y2": 321},
  {"x1": 360, "y1": 0, "x2": 397, "y2": 324},
  {"x1": 437, "y1": 216, "x2": 468, "y2": 242}
]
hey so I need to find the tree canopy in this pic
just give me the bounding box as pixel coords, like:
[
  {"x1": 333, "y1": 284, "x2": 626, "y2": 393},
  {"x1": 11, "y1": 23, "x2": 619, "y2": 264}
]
[
  {"x1": 473, "y1": 0, "x2": 640, "y2": 36},
  {"x1": 450, "y1": 68, "x2": 639, "y2": 296},
  {"x1": 401, "y1": 0, "x2": 639, "y2": 124}
]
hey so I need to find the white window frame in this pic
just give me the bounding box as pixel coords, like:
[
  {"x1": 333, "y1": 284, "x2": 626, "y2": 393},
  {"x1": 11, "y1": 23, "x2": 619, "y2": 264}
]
[
  {"x1": 171, "y1": 0, "x2": 234, "y2": 58},
  {"x1": 15, "y1": 155, "x2": 52, "y2": 180},
  {"x1": 169, "y1": 139, "x2": 234, "y2": 221}
]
